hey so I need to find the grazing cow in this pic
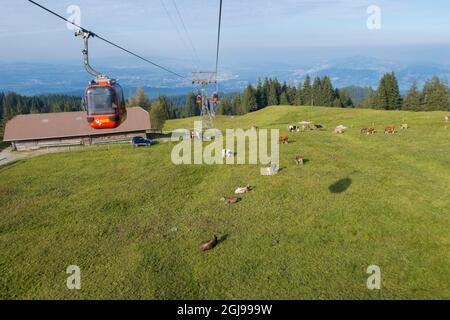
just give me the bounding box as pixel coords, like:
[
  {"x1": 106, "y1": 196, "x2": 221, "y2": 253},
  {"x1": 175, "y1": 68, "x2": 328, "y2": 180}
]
[
  {"x1": 384, "y1": 126, "x2": 396, "y2": 134},
  {"x1": 279, "y1": 136, "x2": 289, "y2": 144},
  {"x1": 261, "y1": 163, "x2": 279, "y2": 176},
  {"x1": 200, "y1": 236, "x2": 218, "y2": 252},
  {"x1": 295, "y1": 155, "x2": 304, "y2": 165},
  {"x1": 288, "y1": 125, "x2": 299, "y2": 132},
  {"x1": 235, "y1": 185, "x2": 252, "y2": 194},
  {"x1": 400, "y1": 124, "x2": 409, "y2": 130},
  {"x1": 222, "y1": 149, "x2": 234, "y2": 158},
  {"x1": 192, "y1": 131, "x2": 202, "y2": 140},
  {"x1": 360, "y1": 128, "x2": 368, "y2": 134},
  {"x1": 335, "y1": 125, "x2": 347, "y2": 134},
  {"x1": 445, "y1": 116, "x2": 450, "y2": 122},
  {"x1": 221, "y1": 196, "x2": 241, "y2": 205},
  {"x1": 367, "y1": 128, "x2": 376, "y2": 135}
]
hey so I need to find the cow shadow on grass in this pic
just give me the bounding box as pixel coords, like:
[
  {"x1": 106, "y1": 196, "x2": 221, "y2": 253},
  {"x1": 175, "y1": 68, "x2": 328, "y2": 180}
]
[
  {"x1": 328, "y1": 177, "x2": 352, "y2": 194},
  {"x1": 217, "y1": 234, "x2": 229, "y2": 245}
]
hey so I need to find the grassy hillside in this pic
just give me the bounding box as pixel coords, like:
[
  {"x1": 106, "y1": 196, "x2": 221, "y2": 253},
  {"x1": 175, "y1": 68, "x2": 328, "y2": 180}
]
[{"x1": 1, "y1": 106, "x2": 449, "y2": 299}]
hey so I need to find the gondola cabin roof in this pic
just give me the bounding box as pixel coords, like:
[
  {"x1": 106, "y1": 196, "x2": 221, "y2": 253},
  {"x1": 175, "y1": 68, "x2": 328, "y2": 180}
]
[{"x1": 3, "y1": 107, "x2": 150, "y2": 142}]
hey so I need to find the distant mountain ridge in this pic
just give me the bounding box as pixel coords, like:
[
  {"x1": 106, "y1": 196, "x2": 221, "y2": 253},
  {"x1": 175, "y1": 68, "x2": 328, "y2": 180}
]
[{"x1": 1, "y1": 56, "x2": 449, "y2": 96}]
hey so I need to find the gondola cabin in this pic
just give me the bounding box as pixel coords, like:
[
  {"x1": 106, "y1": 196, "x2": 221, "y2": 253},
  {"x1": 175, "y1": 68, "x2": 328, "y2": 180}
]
[{"x1": 84, "y1": 79, "x2": 127, "y2": 129}]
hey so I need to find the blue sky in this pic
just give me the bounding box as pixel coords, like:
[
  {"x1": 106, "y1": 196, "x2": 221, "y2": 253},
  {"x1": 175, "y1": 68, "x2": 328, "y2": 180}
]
[{"x1": 1, "y1": 0, "x2": 450, "y2": 68}]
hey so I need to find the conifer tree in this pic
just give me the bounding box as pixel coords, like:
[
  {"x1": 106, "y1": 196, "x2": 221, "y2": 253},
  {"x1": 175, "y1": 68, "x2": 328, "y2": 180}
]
[
  {"x1": 231, "y1": 94, "x2": 242, "y2": 115},
  {"x1": 242, "y1": 84, "x2": 258, "y2": 112},
  {"x1": 287, "y1": 86, "x2": 297, "y2": 105},
  {"x1": 312, "y1": 76, "x2": 322, "y2": 106},
  {"x1": 149, "y1": 100, "x2": 168, "y2": 130},
  {"x1": 268, "y1": 80, "x2": 279, "y2": 106},
  {"x1": 302, "y1": 75, "x2": 312, "y2": 106},
  {"x1": 128, "y1": 85, "x2": 151, "y2": 110},
  {"x1": 182, "y1": 92, "x2": 199, "y2": 117},
  {"x1": 279, "y1": 91, "x2": 290, "y2": 105},
  {"x1": 388, "y1": 72, "x2": 403, "y2": 110},
  {"x1": 262, "y1": 78, "x2": 270, "y2": 108},
  {"x1": 361, "y1": 87, "x2": 375, "y2": 108},
  {"x1": 255, "y1": 79, "x2": 267, "y2": 109},
  {"x1": 422, "y1": 76, "x2": 449, "y2": 111},
  {"x1": 321, "y1": 76, "x2": 335, "y2": 107},
  {"x1": 374, "y1": 72, "x2": 402, "y2": 110},
  {"x1": 403, "y1": 81, "x2": 422, "y2": 111},
  {"x1": 218, "y1": 96, "x2": 232, "y2": 115},
  {"x1": 336, "y1": 89, "x2": 353, "y2": 108},
  {"x1": 294, "y1": 84, "x2": 303, "y2": 106}
]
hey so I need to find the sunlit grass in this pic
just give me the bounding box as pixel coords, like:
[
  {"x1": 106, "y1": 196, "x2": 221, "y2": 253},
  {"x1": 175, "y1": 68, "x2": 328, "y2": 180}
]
[{"x1": 0, "y1": 106, "x2": 449, "y2": 299}]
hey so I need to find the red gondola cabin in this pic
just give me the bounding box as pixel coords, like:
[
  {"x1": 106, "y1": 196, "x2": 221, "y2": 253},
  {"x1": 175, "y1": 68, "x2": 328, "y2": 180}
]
[{"x1": 84, "y1": 79, "x2": 127, "y2": 129}]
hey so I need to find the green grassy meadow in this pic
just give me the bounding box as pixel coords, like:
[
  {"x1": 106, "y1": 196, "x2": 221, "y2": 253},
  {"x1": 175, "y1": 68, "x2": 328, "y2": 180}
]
[{"x1": 0, "y1": 106, "x2": 449, "y2": 299}]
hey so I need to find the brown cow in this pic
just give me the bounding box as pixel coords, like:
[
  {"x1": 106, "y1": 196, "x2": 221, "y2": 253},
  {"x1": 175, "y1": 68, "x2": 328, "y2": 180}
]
[
  {"x1": 384, "y1": 126, "x2": 396, "y2": 134},
  {"x1": 367, "y1": 128, "x2": 376, "y2": 135},
  {"x1": 279, "y1": 136, "x2": 289, "y2": 144},
  {"x1": 200, "y1": 236, "x2": 218, "y2": 252}
]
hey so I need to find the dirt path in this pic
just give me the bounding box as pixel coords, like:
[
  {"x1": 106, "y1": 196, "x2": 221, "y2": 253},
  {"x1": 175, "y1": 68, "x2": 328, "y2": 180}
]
[{"x1": 0, "y1": 146, "x2": 81, "y2": 167}]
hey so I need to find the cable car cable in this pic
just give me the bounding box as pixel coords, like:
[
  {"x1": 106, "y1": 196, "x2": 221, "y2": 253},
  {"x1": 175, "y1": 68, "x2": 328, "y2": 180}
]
[
  {"x1": 214, "y1": 0, "x2": 223, "y2": 82},
  {"x1": 27, "y1": 0, "x2": 189, "y2": 80},
  {"x1": 210, "y1": 0, "x2": 223, "y2": 94},
  {"x1": 159, "y1": 0, "x2": 198, "y2": 69},
  {"x1": 171, "y1": 0, "x2": 201, "y2": 69}
]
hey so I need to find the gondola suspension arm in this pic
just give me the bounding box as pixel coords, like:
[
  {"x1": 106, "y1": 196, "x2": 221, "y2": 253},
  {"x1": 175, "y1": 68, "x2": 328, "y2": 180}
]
[{"x1": 75, "y1": 30, "x2": 108, "y2": 81}]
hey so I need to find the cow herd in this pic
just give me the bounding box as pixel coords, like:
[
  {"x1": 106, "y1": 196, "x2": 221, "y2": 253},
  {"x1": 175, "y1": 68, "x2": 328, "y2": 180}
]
[{"x1": 285, "y1": 122, "x2": 413, "y2": 136}]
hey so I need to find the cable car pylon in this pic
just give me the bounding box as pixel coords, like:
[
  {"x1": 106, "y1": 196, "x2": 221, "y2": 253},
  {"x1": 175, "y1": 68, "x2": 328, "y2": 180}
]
[{"x1": 192, "y1": 71, "x2": 218, "y2": 129}]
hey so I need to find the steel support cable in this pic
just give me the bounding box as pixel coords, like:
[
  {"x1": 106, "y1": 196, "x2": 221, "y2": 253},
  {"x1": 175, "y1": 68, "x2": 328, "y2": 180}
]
[{"x1": 27, "y1": 0, "x2": 189, "y2": 80}]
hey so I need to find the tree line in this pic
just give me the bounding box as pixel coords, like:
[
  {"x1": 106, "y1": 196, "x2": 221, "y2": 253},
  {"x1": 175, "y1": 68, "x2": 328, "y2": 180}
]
[
  {"x1": 203, "y1": 76, "x2": 355, "y2": 117},
  {"x1": 1, "y1": 72, "x2": 449, "y2": 145},
  {"x1": 0, "y1": 93, "x2": 82, "y2": 148},
  {"x1": 362, "y1": 74, "x2": 450, "y2": 111},
  {"x1": 214, "y1": 73, "x2": 449, "y2": 115}
]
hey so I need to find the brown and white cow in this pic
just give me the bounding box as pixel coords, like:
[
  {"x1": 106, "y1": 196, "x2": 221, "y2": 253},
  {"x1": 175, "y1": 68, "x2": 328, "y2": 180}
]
[
  {"x1": 384, "y1": 126, "x2": 396, "y2": 134},
  {"x1": 279, "y1": 136, "x2": 289, "y2": 144},
  {"x1": 295, "y1": 155, "x2": 304, "y2": 165}
]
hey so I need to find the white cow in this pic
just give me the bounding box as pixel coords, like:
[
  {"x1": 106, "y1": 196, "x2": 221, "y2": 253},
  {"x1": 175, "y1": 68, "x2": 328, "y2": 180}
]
[
  {"x1": 334, "y1": 125, "x2": 348, "y2": 134},
  {"x1": 260, "y1": 163, "x2": 279, "y2": 176},
  {"x1": 222, "y1": 149, "x2": 234, "y2": 158}
]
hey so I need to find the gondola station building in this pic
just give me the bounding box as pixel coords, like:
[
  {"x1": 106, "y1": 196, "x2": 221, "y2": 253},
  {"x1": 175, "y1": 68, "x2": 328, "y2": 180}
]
[{"x1": 3, "y1": 107, "x2": 151, "y2": 151}]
